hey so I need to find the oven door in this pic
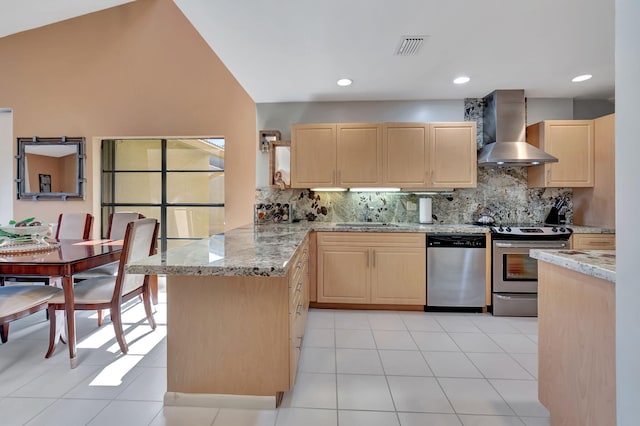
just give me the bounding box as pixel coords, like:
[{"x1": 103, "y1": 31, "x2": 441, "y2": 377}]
[{"x1": 492, "y1": 239, "x2": 569, "y2": 293}]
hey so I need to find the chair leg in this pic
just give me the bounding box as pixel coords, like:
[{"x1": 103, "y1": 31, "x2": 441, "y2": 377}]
[
  {"x1": 142, "y1": 288, "x2": 157, "y2": 330},
  {"x1": 45, "y1": 306, "x2": 57, "y2": 358},
  {"x1": 110, "y1": 307, "x2": 129, "y2": 354},
  {"x1": 97, "y1": 309, "x2": 103, "y2": 326},
  {"x1": 0, "y1": 323, "x2": 8, "y2": 343}
]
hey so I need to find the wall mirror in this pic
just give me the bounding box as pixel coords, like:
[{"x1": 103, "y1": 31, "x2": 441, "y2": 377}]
[
  {"x1": 269, "y1": 140, "x2": 291, "y2": 189},
  {"x1": 16, "y1": 136, "x2": 85, "y2": 200}
]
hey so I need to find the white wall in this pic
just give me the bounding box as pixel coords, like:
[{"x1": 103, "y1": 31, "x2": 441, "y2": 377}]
[
  {"x1": 0, "y1": 109, "x2": 13, "y2": 225},
  {"x1": 574, "y1": 99, "x2": 615, "y2": 119},
  {"x1": 615, "y1": 0, "x2": 640, "y2": 424},
  {"x1": 526, "y1": 98, "x2": 574, "y2": 124}
]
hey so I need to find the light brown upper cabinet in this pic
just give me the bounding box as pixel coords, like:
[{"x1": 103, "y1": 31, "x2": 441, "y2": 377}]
[
  {"x1": 383, "y1": 123, "x2": 430, "y2": 187},
  {"x1": 429, "y1": 122, "x2": 477, "y2": 188},
  {"x1": 292, "y1": 121, "x2": 477, "y2": 189},
  {"x1": 336, "y1": 123, "x2": 383, "y2": 187},
  {"x1": 291, "y1": 123, "x2": 336, "y2": 188},
  {"x1": 527, "y1": 120, "x2": 595, "y2": 188},
  {"x1": 291, "y1": 123, "x2": 382, "y2": 188}
]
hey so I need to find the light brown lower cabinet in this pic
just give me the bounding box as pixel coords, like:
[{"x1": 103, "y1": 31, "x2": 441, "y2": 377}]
[
  {"x1": 165, "y1": 236, "x2": 309, "y2": 400},
  {"x1": 316, "y1": 232, "x2": 426, "y2": 305},
  {"x1": 571, "y1": 233, "x2": 615, "y2": 250},
  {"x1": 538, "y1": 261, "x2": 615, "y2": 424}
]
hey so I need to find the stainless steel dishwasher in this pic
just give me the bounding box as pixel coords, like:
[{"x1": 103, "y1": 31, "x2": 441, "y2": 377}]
[{"x1": 427, "y1": 234, "x2": 486, "y2": 307}]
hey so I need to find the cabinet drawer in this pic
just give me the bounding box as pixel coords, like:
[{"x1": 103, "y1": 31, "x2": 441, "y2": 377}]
[
  {"x1": 317, "y1": 232, "x2": 425, "y2": 247},
  {"x1": 571, "y1": 233, "x2": 615, "y2": 250},
  {"x1": 288, "y1": 236, "x2": 309, "y2": 288}
]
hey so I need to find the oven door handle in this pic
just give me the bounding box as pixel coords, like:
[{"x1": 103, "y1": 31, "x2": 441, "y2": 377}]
[{"x1": 494, "y1": 241, "x2": 569, "y2": 249}]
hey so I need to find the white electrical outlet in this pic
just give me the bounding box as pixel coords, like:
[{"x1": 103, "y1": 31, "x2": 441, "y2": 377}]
[{"x1": 406, "y1": 201, "x2": 417, "y2": 211}]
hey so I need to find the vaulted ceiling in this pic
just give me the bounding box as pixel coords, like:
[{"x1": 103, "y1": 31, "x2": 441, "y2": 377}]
[{"x1": 1, "y1": 0, "x2": 615, "y2": 103}]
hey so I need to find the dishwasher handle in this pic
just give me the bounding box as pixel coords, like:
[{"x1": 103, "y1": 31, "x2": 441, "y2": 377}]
[{"x1": 494, "y1": 240, "x2": 569, "y2": 249}]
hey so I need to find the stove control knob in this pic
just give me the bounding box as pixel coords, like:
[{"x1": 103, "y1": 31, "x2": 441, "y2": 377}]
[
  {"x1": 559, "y1": 227, "x2": 566, "y2": 232},
  {"x1": 498, "y1": 226, "x2": 504, "y2": 232},
  {"x1": 552, "y1": 227, "x2": 558, "y2": 232},
  {"x1": 505, "y1": 227, "x2": 511, "y2": 232}
]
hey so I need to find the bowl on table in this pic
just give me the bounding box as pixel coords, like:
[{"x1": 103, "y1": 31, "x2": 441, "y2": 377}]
[{"x1": 0, "y1": 225, "x2": 52, "y2": 246}]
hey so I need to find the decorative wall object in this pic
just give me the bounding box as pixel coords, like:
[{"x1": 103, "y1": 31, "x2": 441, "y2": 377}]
[
  {"x1": 255, "y1": 202, "x2": 291, "y2": 224},
  {"x1": 259, "y1": 130, "x2": 281, "y2": 153}
]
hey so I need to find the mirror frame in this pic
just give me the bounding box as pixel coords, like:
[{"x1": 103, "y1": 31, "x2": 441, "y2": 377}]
[{"x1": 16, "y1": 136, "x2": 86, "y2": 201}]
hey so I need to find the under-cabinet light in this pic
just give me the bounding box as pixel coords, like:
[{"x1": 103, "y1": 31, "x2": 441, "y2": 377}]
[
  {"x1": 310, "y1": 187, "x2": 348, "y2": 192},
  {"x1": 349, "y1": 188, "x2": 401, "y2": 192}
]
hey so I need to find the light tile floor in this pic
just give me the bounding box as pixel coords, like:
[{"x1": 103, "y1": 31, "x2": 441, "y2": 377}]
[{"x1": 0, "y1": 284, "x2": 549, "y2": 426}]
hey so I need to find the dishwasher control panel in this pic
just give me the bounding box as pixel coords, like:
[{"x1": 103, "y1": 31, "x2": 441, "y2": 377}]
[{"x1": 427, "y1": 234, "x2": 486, "y2": 248}]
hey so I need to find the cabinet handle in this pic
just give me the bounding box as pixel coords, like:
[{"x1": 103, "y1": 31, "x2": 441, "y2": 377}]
[
  {"x1": 586, "y1": 241, "x2": 612, "y2": 246},
  {"x1": 372, "y1": 249, "x2": 376, "y2": 267},
  {"x1": 337, "y1": 170, "x2": 341, "y2": 183},
  {"x1": 366, "y1": 251, "x2": 369, "y2": 267},
  {"x1": 296, "y1": 303, "x2": 303, "y2": 315},
  {"x1": 546, "y1": 169, "x2": 551, "y2": 183}
]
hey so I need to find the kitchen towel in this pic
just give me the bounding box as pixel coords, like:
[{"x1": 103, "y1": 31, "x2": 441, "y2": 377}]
[{"x1": 419, "y1": 198, "x2": 433, "y2": 224}]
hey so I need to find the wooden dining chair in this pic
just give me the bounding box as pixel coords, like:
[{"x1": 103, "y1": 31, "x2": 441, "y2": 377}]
[
  {"x1": 46, "y1": 218, "x2": 159, "y2": 357},
  {"x1": 0, "y1": 285, "x2": 63, "y2": 343},
  {"x1": 73, "y1": 212, "x2": 144, "y2": 326},
  {"x1": 56, "y1": 213, "x2": 93, "y2": 240}
]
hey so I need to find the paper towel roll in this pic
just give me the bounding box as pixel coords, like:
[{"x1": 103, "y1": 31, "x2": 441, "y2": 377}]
[{"x1": 419, "y1": 198, "x2": 433, "y2": 224}]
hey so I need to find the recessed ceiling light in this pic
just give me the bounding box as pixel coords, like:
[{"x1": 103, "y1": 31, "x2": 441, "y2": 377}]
[
  {"x1": 337, "y1": 78, "x2": 353, "y2": 87},
  {"x1": 572, "y1": 74, "x2": 592, "y2": 82},
  {"x1": 453, "y1": 76, "x2": 470, "y2": 84}
]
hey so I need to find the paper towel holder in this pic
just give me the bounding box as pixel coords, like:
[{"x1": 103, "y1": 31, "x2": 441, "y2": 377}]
[{"x1": 419, "y1": 197, "x2": 433, "y2": 224}]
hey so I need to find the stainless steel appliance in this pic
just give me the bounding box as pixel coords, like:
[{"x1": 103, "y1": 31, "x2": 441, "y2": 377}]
[
  {"x1": 427, "y1": 234, "x2": 486, "y2": 308},
  {"x1": 477, "y1": 90, "x2": 559, "y2": 167},
  {"x1": 491, "y1": 225, "x2": 572, "y2": 316}
]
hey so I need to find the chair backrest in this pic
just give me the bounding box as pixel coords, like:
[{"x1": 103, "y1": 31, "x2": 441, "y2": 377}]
[
  {"x1": 114, "y1": 218, "x2": 159, "y2": 298},
  {"x1": 56, "y1": 213, "x2": 93, "y2": 240},
  {"x1": 107, "y1": 212, "x2": 145, "y2": 240}
]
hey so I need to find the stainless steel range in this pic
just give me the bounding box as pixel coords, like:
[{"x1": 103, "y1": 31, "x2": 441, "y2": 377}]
[{"x1": 491, "y1": 225, "x2": 572, "y2": 316}]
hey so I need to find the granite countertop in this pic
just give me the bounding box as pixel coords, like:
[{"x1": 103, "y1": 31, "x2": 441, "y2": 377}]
[
  {"x1": 127, "y1": 222, "x2": 488, "y2": 277},
  {"x1": 530, "y1": 249, "x2": 616, "y2": 282},
  {"x1": 307, "y1": 222, "x2": 489, "y2": 234}
]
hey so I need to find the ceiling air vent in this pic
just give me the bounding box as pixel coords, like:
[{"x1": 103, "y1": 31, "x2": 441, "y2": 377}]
[{"x1": 395, "y1": 36, "x2": 426, "y2": 56}]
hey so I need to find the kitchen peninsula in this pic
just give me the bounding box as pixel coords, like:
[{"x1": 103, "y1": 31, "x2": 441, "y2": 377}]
[
  {"x1": 531, "y1": 249, "x2": 616, "y2": 425},
  {"x1": 126, "y1": 222, "x2": 487, "y2": 408}
]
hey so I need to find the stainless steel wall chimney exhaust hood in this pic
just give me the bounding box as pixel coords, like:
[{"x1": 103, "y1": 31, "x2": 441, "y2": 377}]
[{"x1": 477, "y1": 90, "x2": 558, "y2": 167}]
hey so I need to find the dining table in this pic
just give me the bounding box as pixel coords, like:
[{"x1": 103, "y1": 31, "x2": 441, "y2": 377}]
[{"x1": 0, "y1": 238, "x2": 123, "y2": 368}]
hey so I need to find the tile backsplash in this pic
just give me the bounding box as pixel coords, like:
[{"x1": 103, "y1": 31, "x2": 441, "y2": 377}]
[{"x1": 256, "y1": 168, "x2": 572, "y2": 226}]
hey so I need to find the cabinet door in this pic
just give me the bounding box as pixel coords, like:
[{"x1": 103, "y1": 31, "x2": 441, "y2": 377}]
[
  {"x1": 317, "y1": 246, "x2": 369, "y2": 303},
  {"x1": 291, "y1": 124, "x2": 336, "y2": 188},
  {"x1": 571, "y1": 233, "x2": 615, "y2": 250},
  {"x1": 336, "y1": 123, "x2": 382, "y2": 187},
  {"x1": 545, "y1": 121, "x2": 594, "y2": 187},
  {"x1": 370, "y1": 247, "x2": 426, "y2": 305},
  {"x1": 382, "y1": 123, "x2": 429, "y2": 187},
  {"x1": 429, "y1": 122, "x2": 477, "y2": 188}
]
